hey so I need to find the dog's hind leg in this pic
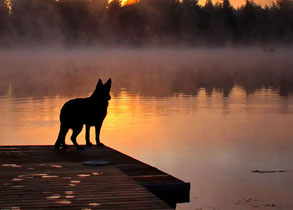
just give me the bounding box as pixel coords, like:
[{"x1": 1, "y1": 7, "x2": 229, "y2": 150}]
[
  {"x1": 95, "y1": 120, "x2": 104, "y2": 147},
  {"x1": 54, "y1": 124, "x2": 69, "y2": 149},
  {"x1": 71, "y1": 124, "x2": 84, "y2": 150},
  {"x1": 85, "y1": 124, "x2": 93, "y2": 147}
]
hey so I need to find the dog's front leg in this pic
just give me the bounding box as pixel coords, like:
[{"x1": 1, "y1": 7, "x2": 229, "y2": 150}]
[
  {"x1": 85, "y1": 124, "x2": 93, "y2": 146},
  {"x1": 95, "y1": 121, "x2": 104, "y2": 147}
]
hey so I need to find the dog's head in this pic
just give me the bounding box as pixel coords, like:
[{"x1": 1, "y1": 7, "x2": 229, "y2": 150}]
[{"x1": 92, "y1": 78, "x2": 111, "y2": 101}]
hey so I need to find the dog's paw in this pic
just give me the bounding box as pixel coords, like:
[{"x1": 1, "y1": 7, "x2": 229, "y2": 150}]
[
  {"x1": 62, "y1": 144, "x2": 68, "y2": 149},
  {"x1": 86, "y1": 142, "x2": 93, "y2": 147},
  {"x1": 96, "y1": 142, "x2": 104, "y2": 147},
  {"x1": 54, "y1": 145, "x2": 60, "y2": 150}
]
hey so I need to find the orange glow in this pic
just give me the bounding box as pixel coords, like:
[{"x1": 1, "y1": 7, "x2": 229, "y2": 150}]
[
  {"x1": 5, "y1": 0, "x2": 12, "y2": 14},
  {"x1": 1, "y1": 88, "x2": 292, "y2": 149},
  {"x1": 108, "y1": 0, "x2": 139, "y2": 7},
  {"x1": 198, "y1": 0, "x2": 273, "y2": 7},
  {"x1": 123, "y1": 0, "x2": 139, "y2": 6}
]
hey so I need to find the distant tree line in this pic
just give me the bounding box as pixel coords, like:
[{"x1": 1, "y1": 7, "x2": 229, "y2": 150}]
[{"x1": 0, "y1": 0, "x2": 292, "y2": 46}]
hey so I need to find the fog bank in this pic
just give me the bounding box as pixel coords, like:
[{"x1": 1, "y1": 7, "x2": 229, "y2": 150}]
[{"x1": 0, "y1": 47, "x2": 293, "y2": 97}]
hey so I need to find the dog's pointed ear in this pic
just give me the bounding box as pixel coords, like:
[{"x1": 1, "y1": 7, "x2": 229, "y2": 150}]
[
  {"x1": 96, "y1": 79, "x2": 103, "y2": 88},
  {"x1": 105, "y1": 78, "x2": 111, "y2": 89}
]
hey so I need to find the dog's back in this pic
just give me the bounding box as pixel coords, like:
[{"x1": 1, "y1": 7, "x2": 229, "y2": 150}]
[{"x1": 60, "y1": 96, "x2": 108, "y2": 127}]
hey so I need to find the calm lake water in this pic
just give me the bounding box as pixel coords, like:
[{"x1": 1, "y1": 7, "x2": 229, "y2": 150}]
[
  {"x1": 1, "y1": 89, "x2": 293, "y2": 209},
  {"x1": 1, "y1": 48, "x2": 293, "y2": 209}
]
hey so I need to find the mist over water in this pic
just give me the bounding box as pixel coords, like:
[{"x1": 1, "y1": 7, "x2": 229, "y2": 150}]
[{"x1": 1, "y1": 47, "x2": 293, "y2": 97}]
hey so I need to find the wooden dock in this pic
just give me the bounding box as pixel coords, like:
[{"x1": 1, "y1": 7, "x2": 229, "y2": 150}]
[{"x1": 0, "y1": 146, "x2": 190, "y2": 209}]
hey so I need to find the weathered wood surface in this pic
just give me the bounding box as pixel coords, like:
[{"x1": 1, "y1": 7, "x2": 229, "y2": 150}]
[
  {"x1": 0, "y1": 163, "x2": 171, "y2": 210},
  {"x1": 0, "y1": 146, "x2": 190, "y2": 209}
]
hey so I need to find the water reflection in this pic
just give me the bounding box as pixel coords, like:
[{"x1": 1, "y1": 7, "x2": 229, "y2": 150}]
[
  {"x1": 1, "y1": 69, "x2": 292, "y2": 97},
  {"x1": 0, "y1": 48, "x2": 293, "y2": 98},
  {"x1": 0, "y1": 88, "x2": 293, "y2": 209}
]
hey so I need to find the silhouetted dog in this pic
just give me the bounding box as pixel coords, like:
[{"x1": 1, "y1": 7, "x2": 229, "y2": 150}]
[{"x1": 54, "y1": 78, "x2": 111, "y2": 150}]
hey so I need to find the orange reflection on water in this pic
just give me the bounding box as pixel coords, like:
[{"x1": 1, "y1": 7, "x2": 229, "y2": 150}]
[
  {"x1": 1, "y1": 88, "x2": 293, "y2": 210},
  {"x1": 0, "y1": 88, "x2": 292, "y2": 148}
]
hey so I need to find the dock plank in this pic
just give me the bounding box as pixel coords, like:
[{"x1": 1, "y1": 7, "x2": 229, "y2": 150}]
[
  {"x1": 0, "y1": 145, "x2": 190, "y2": 209},
  {"x1": 0, "y1": 162, "x2": 172, "y2": 210}
]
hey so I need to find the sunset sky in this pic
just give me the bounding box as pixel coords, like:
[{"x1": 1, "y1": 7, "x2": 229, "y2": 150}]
[
  {"x1": 203, "y1": 0, "x2": 274, "y2": 7},
  {"x1": 120, "y1": 0, "x2": 275, "y2": 8},
  {"x1": 4, "y1": 0, "x2": 276, "y2": 13}
]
